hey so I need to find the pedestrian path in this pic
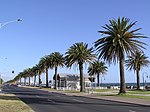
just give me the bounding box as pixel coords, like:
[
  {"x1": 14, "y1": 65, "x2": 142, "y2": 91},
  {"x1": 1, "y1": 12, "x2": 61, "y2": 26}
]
[
  {"x1": 50, "y1": 90, "x2": 150, "y2": 106},
  {"x1": 21, "y1": 86, "x2": 150, "y2": 106}
]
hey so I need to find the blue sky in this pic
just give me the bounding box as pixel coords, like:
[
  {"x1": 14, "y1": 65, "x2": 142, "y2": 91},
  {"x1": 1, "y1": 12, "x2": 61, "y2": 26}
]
[{"x1": 0, "y1": 0, "x2": 150, "y2": 83}]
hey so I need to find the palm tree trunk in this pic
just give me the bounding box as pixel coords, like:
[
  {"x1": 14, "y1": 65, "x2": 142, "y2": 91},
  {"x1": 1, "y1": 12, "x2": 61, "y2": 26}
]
[
  {"x1": 136, "y1": 70, "x2": 140, "y2": 90},
  {"x1": 20, "y1": 78, "x2": 21, "y2": 85},
  {"x1": 46, "y1": 68, "x2": 48, "y2": 87},
  {"x1": 34, "y1": 75, "x2": 36, "y2": 87},
  {"x1": 38, "y1": 73, "x2": 41, "y2": 87},
  {"x1": 24, "y1": 78, "x2": 26, "y2": 86},
  {"x1": 79, "y1": 62, "x2": 85, "y2": 92},
  {"x1": 54, "y1": 66, "x2": 58, "y2": 89},
  {"x1": 29, "y1": 76, "x2": 30, "y2": 86},
  {"x1": 119, "y1": 54, "x2": 126, "y2": 94},
  {"x1": 97, "y1": 73, "x2": 100, "y2": 87}
]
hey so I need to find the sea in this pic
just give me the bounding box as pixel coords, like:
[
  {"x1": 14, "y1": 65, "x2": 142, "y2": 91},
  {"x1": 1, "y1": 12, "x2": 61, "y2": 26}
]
[{"x1": 99, "y1": 83, "x2": 150, "y2": 87}]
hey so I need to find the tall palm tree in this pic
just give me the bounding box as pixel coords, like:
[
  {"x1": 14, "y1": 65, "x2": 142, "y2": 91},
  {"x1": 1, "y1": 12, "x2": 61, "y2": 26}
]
[
  {"x1": 50, "y1": 52, "x2": 64, "y2": 89},
  {"x1": 36, "y1": 64, "x2": 43, "y2": 87},
  {"x1": 65, "y1": 42, "x2": 95, "y2": 92},
  {"x1": 94, "y1": 17, "x2": 147, "y2": 94},
  {"x1": 21, "y1": 71, "x2": 28, "y2": 86},
  {"x1": 23, "y1": 68, "x2": 32, "y2": 86},
  {"x1": 17, "y1": 72, "x2": 23, "y2": 85},
  {"x1": 125, "y1": 51, "x2": 150, "y2": 90},
  {"x1": 31, "y1": 66, "x2": 38, "y2": 86},
  {"x1": 88, "y1": 60, "x2": 108, "y2": 87},
  {"x1": 39, "y1": 55, "x2": 52, "y2": 87}
]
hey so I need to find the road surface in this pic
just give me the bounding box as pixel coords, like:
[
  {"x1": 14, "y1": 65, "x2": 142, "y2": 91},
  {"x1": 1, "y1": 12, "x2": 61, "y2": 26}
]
[{"x1": 2, "y1": 85, "x2": 150, "y2": 112}]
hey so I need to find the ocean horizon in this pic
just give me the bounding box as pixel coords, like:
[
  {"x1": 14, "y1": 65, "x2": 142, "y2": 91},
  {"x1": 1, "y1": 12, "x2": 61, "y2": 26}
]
[{"x1": 99, "y1": 82, "x2": 150, "y2": 87}]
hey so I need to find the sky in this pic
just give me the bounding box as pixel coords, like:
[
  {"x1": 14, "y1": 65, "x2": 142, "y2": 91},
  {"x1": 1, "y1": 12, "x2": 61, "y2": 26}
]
[{"x1": 0, "y1": 0, "x2": 150, "y2": 84}]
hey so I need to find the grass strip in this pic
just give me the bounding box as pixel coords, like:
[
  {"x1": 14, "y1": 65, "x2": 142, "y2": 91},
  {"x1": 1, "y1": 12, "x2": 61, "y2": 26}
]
[
  {"x1": 99, "y1": 93, "x2": 150, "y2": 100},
  {"x1": 127, "y1": 90, "x2": 150, "y2": 94},
  {"x1": 0, "y1": 94, "x2": 34, "y2": 112}
]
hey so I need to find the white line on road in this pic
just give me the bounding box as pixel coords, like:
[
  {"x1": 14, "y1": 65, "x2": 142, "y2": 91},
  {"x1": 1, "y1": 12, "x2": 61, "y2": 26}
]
[
  {"x1": 36, "y1": 95, "x2": 40, "y2": 97},
  {"x1": 48, "y1": 99, "x2": 55, "y2": 103},
  {"x1": 73, "y1": 99, "x2": 84, "y2": 102},
  {"x1": 129, "y1": 110, "x2": 136, "y2": 112}
]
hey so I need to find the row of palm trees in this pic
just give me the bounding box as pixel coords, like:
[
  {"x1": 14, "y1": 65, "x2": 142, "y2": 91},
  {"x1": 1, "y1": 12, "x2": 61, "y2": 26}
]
[{"x1": 9, "y1": 17, "x2": 149, "y2": 94}]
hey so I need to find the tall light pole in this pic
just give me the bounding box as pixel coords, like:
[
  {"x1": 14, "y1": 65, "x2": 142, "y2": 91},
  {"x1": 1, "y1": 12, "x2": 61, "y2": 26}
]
[
  {"x1": 0, "y1": 19, "x2": 22, "y2": 84},
  {"x1": 0, "y1": 19, "x2": 22, "y2": 29},
  {"x1": 142, "y1": 72, "x2": 149, "y2": 90}
]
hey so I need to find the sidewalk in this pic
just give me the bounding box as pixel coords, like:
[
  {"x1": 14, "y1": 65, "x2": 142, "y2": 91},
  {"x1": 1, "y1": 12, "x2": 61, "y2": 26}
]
[
  {"x1": 22, "y1": 86, "x2": 150, "y2": 106},
  {"x1": 49, "y1": 90, "x2": 150, "y2": 106}
]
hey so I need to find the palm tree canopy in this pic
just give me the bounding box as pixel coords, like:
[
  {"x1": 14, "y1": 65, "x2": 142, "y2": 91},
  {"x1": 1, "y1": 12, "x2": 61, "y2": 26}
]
[
  {"x1": 23, "y1": 68, "x2": 33, "y2": 77},
  {"x1": 65, "y1": 42, "x2": 95, "y2": 68},
  {"x1": 50, "y1": 52, "x2": 64, "y2": 68},
  {"x1": 125, "y1": 51, "x2": 150, "y2": 71},
  {"x1": 38, "y1": 55, "x2": 52, "y2": 71},
  {"x1": 35, "y1": 64, "x2": 43, "y2": 75},
  {"x1": 88, "y1": 60, "x2": 108, "y2": 76},
  {"x1": 94, "y1": 17, "x2": 147, "y2": 64}
]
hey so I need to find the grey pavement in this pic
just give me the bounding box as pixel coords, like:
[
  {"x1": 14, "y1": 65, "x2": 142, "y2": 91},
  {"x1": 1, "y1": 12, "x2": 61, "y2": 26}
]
[{"x1": 38, "y1": 89, "x2": 150, "y2": 106}]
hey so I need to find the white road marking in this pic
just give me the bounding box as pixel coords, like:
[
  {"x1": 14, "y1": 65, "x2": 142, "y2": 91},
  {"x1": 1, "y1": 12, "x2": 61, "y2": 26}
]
[
  {"x1": 129, "y1": 110, "x2": 136, "y2": 112},
  {"x1": 48, "y1": 99, "x2": 55, "y2": 103},
  {"x1": 73, "y1": 99, "x2": 84, "y2": 102},
  {"x1": 36, "y1": 95, "x2": 39, "y2": 97}
]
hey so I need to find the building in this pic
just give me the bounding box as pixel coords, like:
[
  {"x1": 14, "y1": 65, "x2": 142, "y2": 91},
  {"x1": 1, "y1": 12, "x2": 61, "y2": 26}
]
[{"x1": 52, "y1": 73, "x2": 91, "y2": 90}]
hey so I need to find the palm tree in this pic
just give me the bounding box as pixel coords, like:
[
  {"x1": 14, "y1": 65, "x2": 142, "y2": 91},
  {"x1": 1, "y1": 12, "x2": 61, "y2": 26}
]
[
  {"x1": 88, "y1": 60, "x2": 108, "y2": 87},
  {"x1": 30, "y1": 66, "x2": 38, "y2": 86},
  {"x1": 17, "y1": 72, "x2": 23, "y2": 85},
  {"x1": 94, "y1": 17, "x2": 147, "y2": 94},
  {"x1": 65, "y1": 42, "x2": 95, "y2": 92},
  {"x1": 50, "y1": 52, "x2": 64, "y2": 89},
  {"x1": 125, "y1": 51, "x2": 150, "y2": 90},
  {"x1": 39, "y1": 55, "x2": 52, "y2": 87},
  {"x1": 36, "y1": 64, "x2": 43, "y2": 87},
  {"x1": 21, "y1": 71, "x2": 28, "y2": 86},
  {"x1": 23, "y1": 68, "x2": 32, "y2": 86}
]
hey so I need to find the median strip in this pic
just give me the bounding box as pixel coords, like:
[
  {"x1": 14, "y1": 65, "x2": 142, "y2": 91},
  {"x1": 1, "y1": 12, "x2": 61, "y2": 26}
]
[{"x1": 0, "y1": 93, "x2": 34, "y2": 112}]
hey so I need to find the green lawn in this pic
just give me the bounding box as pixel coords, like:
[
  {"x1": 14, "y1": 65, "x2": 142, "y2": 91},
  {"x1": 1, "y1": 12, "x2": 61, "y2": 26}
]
[
  {"x1": 94, "y1": 89, "x2": 118, "y2": 92},
  {"x1": 117, "y1": 94, "x2": 150, "y2": 100},
  {"x1": 0, "y1": 94, "x2": 34, "y2": 112},
  {"x1": 127, "y1": 90, "x2": 150, "y2": 94}
]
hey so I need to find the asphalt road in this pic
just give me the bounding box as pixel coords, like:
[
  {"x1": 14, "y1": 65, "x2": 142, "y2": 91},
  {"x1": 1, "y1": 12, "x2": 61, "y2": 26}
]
[{"x1": 2, "y1": 85, "x2": 150, "y2": 112}]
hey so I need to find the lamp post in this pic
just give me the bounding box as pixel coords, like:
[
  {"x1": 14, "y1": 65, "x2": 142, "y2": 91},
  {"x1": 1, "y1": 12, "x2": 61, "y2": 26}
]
[
  {"x1": 0, "y1": 19, "x2": 22, "y2": 29},
  {"x1": 142, "y1": 72, "x2": 149, "y2": 90},
  {"x1": 101, "y1": 75, "x2": 105, "y2": 88}
]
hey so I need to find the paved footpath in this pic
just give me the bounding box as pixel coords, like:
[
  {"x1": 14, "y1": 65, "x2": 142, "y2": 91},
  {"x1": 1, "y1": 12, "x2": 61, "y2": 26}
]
[
  {"x1": 22, "y1": 87, "x2": 150, "y2": 106},
  {"x1": 42, "y1": 90, "x2": 150, "y2": 106}
]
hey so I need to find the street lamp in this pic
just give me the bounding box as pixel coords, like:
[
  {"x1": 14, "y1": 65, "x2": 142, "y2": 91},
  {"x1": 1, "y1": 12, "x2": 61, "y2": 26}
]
[
  {"x1": 0, "y1": 18, "x2": 22, "y2": 28},
  {"x1": 101, "y1": 75, "x2": 105, "y2": 88},
  {"x1": 142, "y1": 72, "x2": 150, "y2": 90}
]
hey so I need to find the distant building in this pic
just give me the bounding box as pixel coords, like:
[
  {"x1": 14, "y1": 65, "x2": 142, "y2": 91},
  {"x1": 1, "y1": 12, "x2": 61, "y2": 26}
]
[{"x1": 52, "y1": 73, "x2": 91, "y2": 90}]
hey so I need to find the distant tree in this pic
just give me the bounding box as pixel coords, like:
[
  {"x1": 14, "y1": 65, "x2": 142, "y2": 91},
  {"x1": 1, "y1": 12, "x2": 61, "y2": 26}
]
[
  {"x1": 33, "y1": 64, "x2": 43, "y2": 87},
  {"x1": 88, "y1": 60, "x2": 108, "y2": 87},
  {"x1": 94, "y1": 17, "x2": 147, "y2": 94},
  {"x1": 125, "y1": 51, "x2": 150, "y2": 90},
  {"x1": 65, "y1": 42, "x2": 95, "y2": 92},
  {"x1": 0, "y1": 78, "x2": 4, "y2": 85},
  {"x1": 50, "y1": 52, "x2": 64, "y2": 89},
  {"x1": 38, "y1": 55, "x2": 52, "y2": 87}
]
